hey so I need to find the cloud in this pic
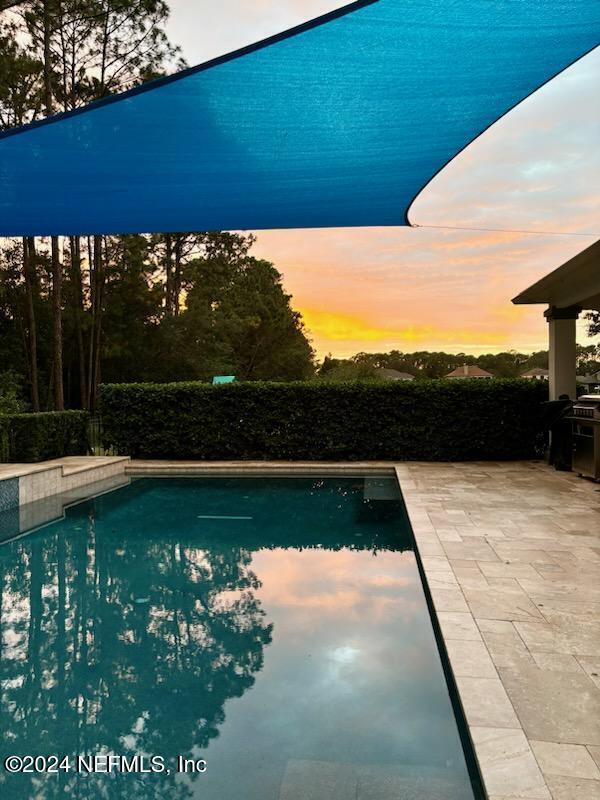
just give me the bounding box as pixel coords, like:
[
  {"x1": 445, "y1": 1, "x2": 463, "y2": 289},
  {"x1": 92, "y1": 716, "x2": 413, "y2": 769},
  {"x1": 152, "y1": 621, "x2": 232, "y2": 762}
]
[{"x1": 166, "y1": 0, "x2": 343, "y2": 65}]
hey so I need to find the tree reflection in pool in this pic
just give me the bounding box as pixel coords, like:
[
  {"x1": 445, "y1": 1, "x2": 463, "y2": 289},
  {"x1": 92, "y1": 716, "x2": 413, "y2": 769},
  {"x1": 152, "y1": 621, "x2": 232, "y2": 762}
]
[{"x1": 0, "y1": 477, "x2": 483, "y2": 799}]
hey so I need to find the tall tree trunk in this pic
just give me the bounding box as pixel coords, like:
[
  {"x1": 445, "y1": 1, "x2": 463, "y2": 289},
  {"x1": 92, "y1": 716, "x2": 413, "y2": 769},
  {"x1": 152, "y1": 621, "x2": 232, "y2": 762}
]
[
  {"x1": 22, "y1": 238, "x2": 40, "y2": 411},
  {"x1": 164, "y1": 234, "x2": 173, "y2": 315},
  {"x1": 51, "y1": 236, "x2": 64, "y2": 409},
  {"x1": 92, "y1": 241, "x2": 104, "y2": 411},
  {"x1": 174, "y1": 236, "x2": 182, "y2": 316},
  {"x1": 87, "y1": 237, "x2": 95, "y2": 409},
  {"x1": 88, "y1": 235, "x2": 105, "y2": 413},
  {"x1": 70, "y1": 236, "x2": 87, "y2": 408},
  {"x1": 87, "y1": 236, "x2": 94, "y2": 311},
  {"x1": 43, "y1": 1, "x2": 65, "y2": 410},
  {"x1": 42, "y1": 0, "x2": 53, "y2": 115}
]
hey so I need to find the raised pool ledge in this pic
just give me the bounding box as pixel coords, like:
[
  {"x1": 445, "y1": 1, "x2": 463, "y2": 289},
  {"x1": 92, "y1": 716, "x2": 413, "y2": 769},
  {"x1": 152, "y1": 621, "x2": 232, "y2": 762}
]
[
  {"x1": 127, "y1": 459, "x2": 397, "y2": 476},
  {"x1": 0, "y1": 456, "x2": 130, "y2": 508}
]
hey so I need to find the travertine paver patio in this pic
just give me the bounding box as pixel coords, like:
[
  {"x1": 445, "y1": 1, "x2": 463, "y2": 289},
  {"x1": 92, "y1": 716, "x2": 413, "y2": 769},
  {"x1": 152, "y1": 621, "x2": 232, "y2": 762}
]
[{"x1": 398, "y1": 461, "x2": 600, "y2": 800}]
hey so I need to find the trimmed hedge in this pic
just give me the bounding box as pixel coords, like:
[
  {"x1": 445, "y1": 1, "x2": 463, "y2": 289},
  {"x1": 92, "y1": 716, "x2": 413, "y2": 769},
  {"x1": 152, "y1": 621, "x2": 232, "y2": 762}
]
[
  {"x1": 100, "y1": 380, "x2": 548, "y2": 461},
  {"x1": 0, "y1": 411, "x2": 90, "y2": 463}
]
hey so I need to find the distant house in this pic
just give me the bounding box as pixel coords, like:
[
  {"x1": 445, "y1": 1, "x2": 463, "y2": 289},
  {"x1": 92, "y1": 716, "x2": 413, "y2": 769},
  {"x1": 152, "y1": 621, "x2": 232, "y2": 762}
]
[
  {"x1": 375, "y1": 368, "x2": 415, "y2": 381},
  {"x1": 577, "y1": 370, "x2": 600, "y2": 392},
  {"x1": 445, "y1": 365, "x2": 494, "y2": 379},
  {"x1": 520, "y1": 367, "x2": 549, "y2": 380}
]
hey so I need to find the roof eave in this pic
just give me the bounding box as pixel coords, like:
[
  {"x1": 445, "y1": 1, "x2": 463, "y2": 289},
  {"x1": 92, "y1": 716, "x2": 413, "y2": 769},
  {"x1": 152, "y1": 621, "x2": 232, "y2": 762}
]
[{"x1": 512, "y1": 238, "x2": 600, "y2": 308}]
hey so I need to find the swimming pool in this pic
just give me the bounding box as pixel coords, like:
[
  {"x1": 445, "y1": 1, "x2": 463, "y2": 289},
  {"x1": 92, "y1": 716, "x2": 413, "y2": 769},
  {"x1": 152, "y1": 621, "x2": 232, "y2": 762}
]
[{"x1": 0, "y1": 476, "x2": 484, "y2": 799}]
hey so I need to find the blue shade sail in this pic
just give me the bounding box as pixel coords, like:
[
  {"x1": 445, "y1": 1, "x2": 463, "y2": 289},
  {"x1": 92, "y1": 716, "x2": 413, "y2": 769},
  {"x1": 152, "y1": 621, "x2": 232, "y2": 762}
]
[{"x1": 0, "y1": 0, "x2": 598, "y2": 236}]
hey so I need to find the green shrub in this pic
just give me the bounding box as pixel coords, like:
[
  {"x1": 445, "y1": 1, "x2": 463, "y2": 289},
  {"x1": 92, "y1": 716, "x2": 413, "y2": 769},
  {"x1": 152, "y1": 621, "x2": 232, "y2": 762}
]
[
  {"x1": 0, "y1": 371, "x2": 27, "y2": 415},
  {"x1": 0, "y1": 411, "x2": 90, "y2": 463},
  {"x1": 100, "y1": 379, "x2": 548, "y2": 461}
]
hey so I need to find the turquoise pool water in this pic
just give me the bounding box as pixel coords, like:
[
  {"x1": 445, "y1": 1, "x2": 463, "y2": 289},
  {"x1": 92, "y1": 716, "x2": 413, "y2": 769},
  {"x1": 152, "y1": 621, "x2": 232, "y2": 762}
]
[{"x1": 0, "y1": 476, "x2": 483, "y2": 799}]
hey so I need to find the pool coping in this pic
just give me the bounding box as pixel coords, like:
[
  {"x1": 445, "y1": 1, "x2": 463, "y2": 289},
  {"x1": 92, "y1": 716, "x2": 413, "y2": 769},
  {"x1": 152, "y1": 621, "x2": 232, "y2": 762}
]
[
  {"x1": 126, "y1": 459, "x2": 398, "y2": 476},
  {"x1": 396, "y1": 465, "x2": 538, "y2": 800}
]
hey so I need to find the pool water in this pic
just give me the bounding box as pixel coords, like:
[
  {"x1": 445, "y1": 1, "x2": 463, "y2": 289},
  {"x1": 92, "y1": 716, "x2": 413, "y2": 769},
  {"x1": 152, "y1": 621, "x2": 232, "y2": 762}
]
[{"x1": 0, "y1": 477, "x2": 483, "y2": 799}]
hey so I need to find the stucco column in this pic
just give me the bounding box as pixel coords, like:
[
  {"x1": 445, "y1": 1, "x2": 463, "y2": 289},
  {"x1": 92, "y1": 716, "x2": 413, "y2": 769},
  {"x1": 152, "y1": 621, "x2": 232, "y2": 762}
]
[{"x1": 544, "y1": 305, "x2": 581, "y2": 400}]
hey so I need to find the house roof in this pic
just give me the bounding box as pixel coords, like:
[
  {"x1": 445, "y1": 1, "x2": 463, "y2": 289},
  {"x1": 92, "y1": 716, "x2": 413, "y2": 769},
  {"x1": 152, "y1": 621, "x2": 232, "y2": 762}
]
[
  {"x1": 512, "y1": 238, "x2": 600, "y2": 311},
  {"x1": 446, "y1": 365, "x2": 494, "y2": 378},
  {"x1": 577, "y1": 372, "x2": 600, "y2": 384},
  {"x1": 0, "y1": 0, "x2": 597, "y2": 236},
  {"x1": 375, "y1": 368, "x2": 415, "y2": 380},
  {"x1": 521, "y1": 368, "x2": 549, "y2": 377}
]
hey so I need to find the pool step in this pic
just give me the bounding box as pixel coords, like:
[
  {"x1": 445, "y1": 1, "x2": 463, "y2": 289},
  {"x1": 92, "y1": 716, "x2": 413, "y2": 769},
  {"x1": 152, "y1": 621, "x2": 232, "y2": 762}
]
[
  {"x1": 4, "y1": 456, "x2": 130, "y2": 506},
  {"x1": 0, "y1": 471, "x2": 132, "y2": 544},
  {"x1": 279, "y1": 759, "x2": 470, "y2": 800}
]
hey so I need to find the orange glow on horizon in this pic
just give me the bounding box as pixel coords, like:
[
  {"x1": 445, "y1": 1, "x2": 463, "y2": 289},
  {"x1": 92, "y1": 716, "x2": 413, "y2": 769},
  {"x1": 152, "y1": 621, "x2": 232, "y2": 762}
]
[{"x1": 300, "y1": 308, "x2": 511, "y2": 354}]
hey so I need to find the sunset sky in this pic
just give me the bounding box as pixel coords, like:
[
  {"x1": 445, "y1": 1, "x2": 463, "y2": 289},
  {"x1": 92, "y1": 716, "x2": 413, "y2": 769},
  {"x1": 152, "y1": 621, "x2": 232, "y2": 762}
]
[{"x1": 167, "y1": 1, "x2": 599, "y2": 359}]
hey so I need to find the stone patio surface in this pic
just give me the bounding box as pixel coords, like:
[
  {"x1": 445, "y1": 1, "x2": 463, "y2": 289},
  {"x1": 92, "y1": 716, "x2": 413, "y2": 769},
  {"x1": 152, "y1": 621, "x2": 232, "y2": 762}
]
[{"x1": 398, "y1": 461, "x2": 600, "y2": 800}]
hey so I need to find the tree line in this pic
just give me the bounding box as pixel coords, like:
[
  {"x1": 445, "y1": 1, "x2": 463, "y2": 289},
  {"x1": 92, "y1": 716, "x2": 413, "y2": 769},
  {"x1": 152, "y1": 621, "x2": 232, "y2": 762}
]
[
  {"x1": 319, "y1": 344, "x2": 600, "y2": 381},
  {"x1": 0, "y1": 1, "x2": 315, "y2": 413}
]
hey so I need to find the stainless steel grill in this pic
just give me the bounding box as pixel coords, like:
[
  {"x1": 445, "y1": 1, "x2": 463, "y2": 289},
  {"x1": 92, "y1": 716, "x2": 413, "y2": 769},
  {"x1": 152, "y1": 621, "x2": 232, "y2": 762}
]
[{"x1": 570, "y1": 395, "x2": 600, "y2": 480}]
